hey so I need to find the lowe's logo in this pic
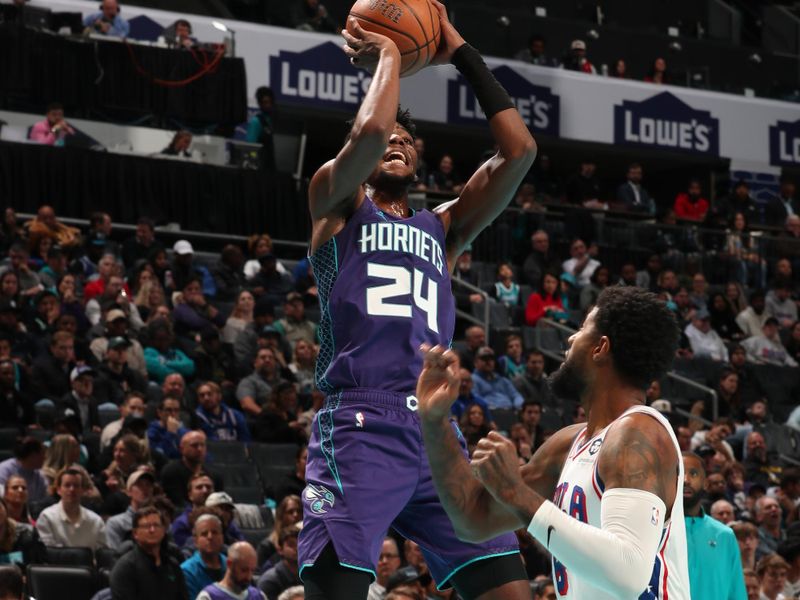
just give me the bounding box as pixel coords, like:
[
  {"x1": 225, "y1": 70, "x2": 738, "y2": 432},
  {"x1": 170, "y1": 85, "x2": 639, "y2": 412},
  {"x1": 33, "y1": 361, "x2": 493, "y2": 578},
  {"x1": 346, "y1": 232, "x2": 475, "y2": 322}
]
[
  {"x1": 270, "y1": 42, "x2": 371, "y2": 111},
  {"x1": 769, "y1": 119, "x2": 800, "y2": 167},
  {"x1": 614, "y1": 92, "x2": 719, "y2": 156},
  {"x1": 447, "y1": 65, "x2": 559, "y2": 136}
]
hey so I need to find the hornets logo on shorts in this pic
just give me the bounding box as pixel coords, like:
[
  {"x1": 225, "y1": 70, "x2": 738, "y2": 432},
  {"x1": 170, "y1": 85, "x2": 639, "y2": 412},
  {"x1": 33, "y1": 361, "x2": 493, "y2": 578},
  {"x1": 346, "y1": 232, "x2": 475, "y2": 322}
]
[{"x1": 304, "y1": 483, "x2": 335, "y2": 515}]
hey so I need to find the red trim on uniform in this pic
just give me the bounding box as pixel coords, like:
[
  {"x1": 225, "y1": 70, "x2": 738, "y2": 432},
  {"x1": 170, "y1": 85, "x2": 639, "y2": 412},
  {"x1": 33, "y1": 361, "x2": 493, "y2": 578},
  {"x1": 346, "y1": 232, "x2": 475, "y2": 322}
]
[
  {"x1": 660, "y1": 523, "x2": 671, "y2": 600},
  {"x1": 568, "y1": 427, "x2": 588, "y2": 460},
  {"x1": 591, "y1": 466, "x2": 603, "y2": 499}
]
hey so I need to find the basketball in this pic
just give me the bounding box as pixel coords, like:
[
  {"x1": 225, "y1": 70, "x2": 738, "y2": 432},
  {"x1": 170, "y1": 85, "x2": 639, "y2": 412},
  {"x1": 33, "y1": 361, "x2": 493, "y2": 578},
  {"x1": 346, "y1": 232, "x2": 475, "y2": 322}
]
[{"x1": 348, "y1": 0, "x2": 441, "y2": 77}]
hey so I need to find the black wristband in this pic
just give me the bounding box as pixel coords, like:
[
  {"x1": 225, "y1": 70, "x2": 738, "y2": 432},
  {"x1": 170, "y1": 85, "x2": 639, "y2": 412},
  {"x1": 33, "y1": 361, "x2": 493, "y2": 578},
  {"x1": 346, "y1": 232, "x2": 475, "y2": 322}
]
[{"x1": 451, "y1": 43, "x2": 514, "y2": 119}]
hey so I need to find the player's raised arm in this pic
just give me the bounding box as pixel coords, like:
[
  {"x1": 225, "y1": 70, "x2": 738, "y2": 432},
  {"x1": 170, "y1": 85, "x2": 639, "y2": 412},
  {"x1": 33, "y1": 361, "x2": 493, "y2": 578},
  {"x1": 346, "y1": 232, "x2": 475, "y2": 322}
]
[
  {"x1": 426, "y1": 1, "x2": 537, "y2": 266},
  {"x1": 308, "y1": 18, "x2": 401, "y2": 223},
  {"x1": 417, "y1": 344, "x2": 578, "y2": 542}
]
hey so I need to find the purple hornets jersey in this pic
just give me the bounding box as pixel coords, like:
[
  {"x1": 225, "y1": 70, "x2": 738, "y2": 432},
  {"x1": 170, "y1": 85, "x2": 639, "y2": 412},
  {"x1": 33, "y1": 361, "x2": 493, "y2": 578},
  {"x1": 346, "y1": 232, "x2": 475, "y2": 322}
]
[{"x1": 309, "y1": 196, "x2": 455, "y2": 394}]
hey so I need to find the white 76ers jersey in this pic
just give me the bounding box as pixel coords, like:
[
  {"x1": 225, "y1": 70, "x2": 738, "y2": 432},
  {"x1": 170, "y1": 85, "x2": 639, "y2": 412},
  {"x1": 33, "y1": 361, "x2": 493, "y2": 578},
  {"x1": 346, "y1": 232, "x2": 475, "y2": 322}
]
[{"x1": 550, "y1": 405, "x2": 690, "y2": 599}]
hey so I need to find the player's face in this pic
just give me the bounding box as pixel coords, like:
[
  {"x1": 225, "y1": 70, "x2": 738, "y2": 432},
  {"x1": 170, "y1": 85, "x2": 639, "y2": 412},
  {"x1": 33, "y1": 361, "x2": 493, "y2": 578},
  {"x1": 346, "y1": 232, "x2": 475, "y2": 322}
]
[
  {"x1": 368, "y1": 124, "x2": 417, "y2": 188},
  {"x1": 548, "y1": 309, "x2": 597, "y2": 404}
]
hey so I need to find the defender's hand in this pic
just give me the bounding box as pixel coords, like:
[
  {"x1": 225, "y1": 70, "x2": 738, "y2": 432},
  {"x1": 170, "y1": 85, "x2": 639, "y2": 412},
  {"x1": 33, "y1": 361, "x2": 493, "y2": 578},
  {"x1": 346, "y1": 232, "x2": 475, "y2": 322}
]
[
  {"x1": 342, "y1": 17, "x2": 399, "y2": 74},
  {"x1": 471, "y1": 431, "x2": 526, "y2": 506},
  {"x1": 416, "y1": 344, "x2": 459, "y2": 422},
  {"x1": 429, "y1": 0, "x2": 466, "y2": 66}
]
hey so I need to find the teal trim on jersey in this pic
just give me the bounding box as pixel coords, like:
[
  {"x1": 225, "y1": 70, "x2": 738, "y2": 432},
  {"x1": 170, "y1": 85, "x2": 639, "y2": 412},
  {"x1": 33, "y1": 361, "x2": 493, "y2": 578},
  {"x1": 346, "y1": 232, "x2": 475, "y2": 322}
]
[
  {"x1": 298, "y1": 559, "x2": 376, "y2": 582},
  {"x1": 318, "y1": 391, "x2": 343, "y2": 494},
  {"x1": 309, "y1": 237, "x2": 339, "y2": 394},
  {"x1": 436, "y1": 550, "x2": 520, "y2": 591}
]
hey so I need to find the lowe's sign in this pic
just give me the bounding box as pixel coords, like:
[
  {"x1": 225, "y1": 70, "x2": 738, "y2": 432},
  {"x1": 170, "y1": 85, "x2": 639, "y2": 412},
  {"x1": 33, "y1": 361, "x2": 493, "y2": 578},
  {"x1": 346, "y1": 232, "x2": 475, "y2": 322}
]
[
  {"x1": 613, "y1": 92, "x2": 719, "y2": 156},
  {"x1": 447, "y1": 65, "x2": 560, "y2": 136},
  {"x1": 269, "y1": 42, "x2": 372, "y2": 111},
  {"x1": 770, "y1": 119, "x2": 800, "y2": 167}
]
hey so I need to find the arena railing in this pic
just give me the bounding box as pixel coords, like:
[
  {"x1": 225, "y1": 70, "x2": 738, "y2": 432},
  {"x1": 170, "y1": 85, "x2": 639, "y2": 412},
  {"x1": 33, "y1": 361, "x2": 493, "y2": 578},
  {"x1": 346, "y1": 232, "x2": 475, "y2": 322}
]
[
  {"x1": 451, "y1": 277, "x2": 491, "y2": 343},
  {"x1": 536, "y1": 317, "x2": 720, "y2": 421}
]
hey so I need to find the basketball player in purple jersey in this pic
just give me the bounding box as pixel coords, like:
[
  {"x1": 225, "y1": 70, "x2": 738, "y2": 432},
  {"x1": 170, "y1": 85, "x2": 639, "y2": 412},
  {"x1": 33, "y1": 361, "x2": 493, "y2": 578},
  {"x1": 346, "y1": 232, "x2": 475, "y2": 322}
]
[
  {"x1": 297, "y1": 2, "x2": 536, "y2": 599},
  {"x1": 417, "y1": 286, "x2": 691, "y2": 599}
]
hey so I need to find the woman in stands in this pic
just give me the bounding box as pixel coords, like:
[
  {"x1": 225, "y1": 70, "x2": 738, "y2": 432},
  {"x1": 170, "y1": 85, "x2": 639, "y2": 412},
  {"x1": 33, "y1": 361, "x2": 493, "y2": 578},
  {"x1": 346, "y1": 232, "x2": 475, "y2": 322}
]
[
  {"x1": 0, "y1": 498, "x2": 45, "y2": 566},
  {"x1": 258, "y1": 494, "x2": 302, "y2": 569},
  {"x1": 222, "y1": 290, "x2": 255, "y2": 345},
  {"x1": 244, "y1": 234, "x2": 289, "y2": 281},
  {"x1": 3, "y1": 476, "x2": 34, "y2": 526},
  {"x1": 0, "y1": 272, "x2": 20, "y2": 308},
  {"x1": 96, "y1": 434, "x2": 151, "y2": 515},
  {"x1": 288, "y1": 339, "x2": 316, "y2": 396},
  {"x1": 524, "y1": 271, "x2": 569, "y2": 327},
  {"x1": 725, "y1": 281, "x2": 748, "y2": 314},
  {"x1": 459, "y1": 402, "x2": 493, "y2": 456},
  {"x1": 709, "y1": 292, "x2": 745, "y2": 342}
]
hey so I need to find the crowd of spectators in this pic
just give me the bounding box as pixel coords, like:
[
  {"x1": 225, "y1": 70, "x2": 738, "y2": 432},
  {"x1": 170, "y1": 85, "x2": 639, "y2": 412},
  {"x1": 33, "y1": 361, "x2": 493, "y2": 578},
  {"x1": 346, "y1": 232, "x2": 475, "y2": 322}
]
[{"x1": 1, "y1": 157, "x2": 800, "y2": 599}]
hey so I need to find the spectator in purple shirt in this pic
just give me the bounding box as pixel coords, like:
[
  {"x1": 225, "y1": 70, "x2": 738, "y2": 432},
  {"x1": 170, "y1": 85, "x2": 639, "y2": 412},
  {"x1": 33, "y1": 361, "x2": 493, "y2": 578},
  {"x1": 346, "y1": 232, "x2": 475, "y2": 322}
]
[{"x1": 0, "y1": 438, "x2": 47, "y2": 502}]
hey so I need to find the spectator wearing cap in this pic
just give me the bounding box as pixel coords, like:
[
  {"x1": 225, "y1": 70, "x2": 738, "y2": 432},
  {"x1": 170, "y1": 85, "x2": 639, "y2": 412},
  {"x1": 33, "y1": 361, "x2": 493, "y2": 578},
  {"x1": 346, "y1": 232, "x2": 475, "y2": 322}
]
[
  {"x1": 561, "y1": 39, "x2": 596, "y2": 74},
  {"x1": 144, "y1": 318, "x2": 195, "y2": 383},
  {"x1": 195, "y1": 382, "x2": 250, "y2": 442},
  {"x1": 367, "y1": 536, "x2": 402, "y2": 600},
  {"x1": 36, "y1": 467, "x2": 107, "y2": 549},
  {"x1": 122, "y1": 218, "x2": 163, "y2": 273},
  {"x1": 173, "y1": 277, "x2": 225, "y2": 347},
  {"x1": 110, "y1": 506, "x2": 188, "y2": 600},
  {"x1": 57, "y1": 365, "x2": 101, "y2": 435},
  {"x1": 471, "y1": 347, "x2": 524, "y2": 410},
  {"x1": 742, "y1": 317, "x2": 798, "y2": 366},
  {"x1": 93, "y1": 336, "x2": 148, "y2": 406},
  {"x1": 181, "y1": 512, "x2": 227, "y2": 600},
  {"x1": 684, "y1": 308, "x2": 730, "y2": 362},
  {"x1": 197, "y1": 541, "x2": 265, "y2": 600},
  {"x1": 233, "y1": 299, "x2": 276, "y2": 375},
  {"x1": 386, "y1": 565, "x2": 426, "y2": 598},
  {"x1": 85, "y1": 275, "x2": 144, "y2": 333},
  {"x1": 211, "y1": 245, "x2": 246, "y2": 303},
  {"x1": 736, "y1": 290, "x2": 772, "y2": 339},
  {"x1": 682, "y1": 452, "x2": 747, "y2": 600},
  {"x1": 257, "y1": 523, "x2": 301, "y2": 600},
  {"x1": 272, "y1": 292, "x2": 316, "y2": 351},
  {"x1": 105, "y1": 468, "x2": 156, "y2": 551},
  {"x1": 0, "y1": 359, "x2": 33, "y2": 430},
  {"x1": 147, "y1": 397, "x2": 189, "y2": 460},
  {"x1": 193, "y1": 327, "x2": 237, "y2": 389},
  {"x1": 0, "y1": 438, "x2": 47, "y2": 502},
  {"x1": 249, "y1": 253, "x2": 294, "y2": 307},
  {"x1": 30, "y1": 331, "x2": 76, "y2": 401},
  {"x1": 101, "y1": 392, "x2": 146, "y2": 450},
  {"x1": 171, "y1": 240, "x2": 216, "y2": 298},
  {"x1": 91, "y1": 308, "x2": 148, "y2": 378},
  {"x1": 205, "y1": 492, "x2": 243, "y2": 546},
  {"x1": 237, "y1": 347, "x2": 287, "y2": 417},
  {"x1": 777, "y1": 538, "x2": 800, "y2": 598}
]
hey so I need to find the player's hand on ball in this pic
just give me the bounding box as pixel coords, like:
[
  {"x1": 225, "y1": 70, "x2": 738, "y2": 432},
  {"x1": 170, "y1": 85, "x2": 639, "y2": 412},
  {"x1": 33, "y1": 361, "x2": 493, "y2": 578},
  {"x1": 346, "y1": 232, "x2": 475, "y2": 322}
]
[
  {"x1": 428, "y1": 0, "x2": 466, "y2": 66},
  {"x1": 342, "y1": 17, "x2": 399, "y2": 73},
  {"x1": 416, "y1": 344, "x2": 459, "y2": 422},
  {"x1": 471, "y1": 431, "x2": 525, "y2": 506}
]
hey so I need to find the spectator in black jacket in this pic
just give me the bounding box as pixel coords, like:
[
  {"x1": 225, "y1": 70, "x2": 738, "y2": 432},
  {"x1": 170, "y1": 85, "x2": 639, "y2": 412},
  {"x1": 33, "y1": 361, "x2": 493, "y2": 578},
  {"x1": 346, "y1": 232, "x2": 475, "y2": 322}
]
[
  {"x1": 257, "y1": 522, "x2": 302, "y2": 600},
  {"x1": 122, "y1": 219, "x2": 161, "y2": 272},
  {"x1": 253, "y1": 382, "x2": 306, "y2": 445},
  {"x1": 193, "y1": 327, "x2": 236, "y2": 390},
  {"x1": 616, "y1": 163, "x2": 655, "y2": 215},
  {"x1": 93, "y1": 337, "x2": 148, "y2": 406},
  {"x1": 31, "y1": 331, "x2": 76, "y2": 401},
  {"x1": 110, "y1": 506, "x2": 189, "y2": 600},
  {"x1": 250, "y1": 255, "x2": 294, "y2": 307},
  {"x1": 58, "y1": 365, "x2": 101, "y2": 435},
  {"x1": 521, "y1": 230, "x2": 561, "y2": 290},
  {"x1": 0, "y1": 360, "x2": 33, "y2": 430},
  {"x1": 211, "y1": 245, "x2": 246, "y2": 303},
  {"x1": 766, "y1": 176, "x2": 800, "y2": 228}
]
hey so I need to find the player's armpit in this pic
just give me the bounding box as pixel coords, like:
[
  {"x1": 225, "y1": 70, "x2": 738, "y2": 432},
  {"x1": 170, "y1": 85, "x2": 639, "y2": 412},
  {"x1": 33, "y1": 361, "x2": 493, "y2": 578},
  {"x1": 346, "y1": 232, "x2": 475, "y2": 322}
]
[
  {"x1": 520, "y1": 423, "x2": 585, "y2": 498},
  {"x1": 596, "y1": 412, "x2": 679, "y2": 515}
]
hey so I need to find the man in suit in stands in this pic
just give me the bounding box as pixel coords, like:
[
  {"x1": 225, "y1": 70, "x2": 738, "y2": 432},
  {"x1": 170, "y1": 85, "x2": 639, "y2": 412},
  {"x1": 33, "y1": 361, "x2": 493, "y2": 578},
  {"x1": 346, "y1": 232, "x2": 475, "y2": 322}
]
[
  {"x1": 616, "y1": 163, "x2": 655, "y2": 215},
  {"x1": 766, "y1": 175, "x2": 800, "y2": 228}
]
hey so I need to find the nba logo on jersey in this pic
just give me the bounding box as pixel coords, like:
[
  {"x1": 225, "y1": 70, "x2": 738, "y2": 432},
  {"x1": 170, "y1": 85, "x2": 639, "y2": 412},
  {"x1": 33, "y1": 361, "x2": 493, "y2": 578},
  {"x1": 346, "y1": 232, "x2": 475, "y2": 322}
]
[
  {"x1": 355, "y1": 412, "x2": 365, "y2": 428},
  {"x1": 651, "y1": 506, "x2": 660, "y2": 526}
]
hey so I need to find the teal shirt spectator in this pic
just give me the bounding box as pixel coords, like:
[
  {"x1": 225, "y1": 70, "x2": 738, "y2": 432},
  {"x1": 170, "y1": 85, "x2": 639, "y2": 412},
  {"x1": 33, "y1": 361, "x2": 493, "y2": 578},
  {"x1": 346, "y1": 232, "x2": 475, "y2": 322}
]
[
  {"x1": 144, "y1": 346, "x2": 195, "y2": 383},
  {"x1": 685, "y1": 509, "x2": 747, "y2": 600},
  {"x1": 181, "y1": 551, "x2": 226, "y2": 600}
]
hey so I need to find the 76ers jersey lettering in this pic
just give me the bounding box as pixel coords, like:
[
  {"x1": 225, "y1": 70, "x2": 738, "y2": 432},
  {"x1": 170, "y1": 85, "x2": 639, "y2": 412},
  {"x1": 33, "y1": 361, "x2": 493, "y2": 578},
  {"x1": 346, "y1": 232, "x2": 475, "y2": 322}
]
[
  {"x1": 551, "y1": 406, "x2": 690, "y2": 599},
  {"x1": 310, "y1": 197, "x2": 456, "y2": 394}
]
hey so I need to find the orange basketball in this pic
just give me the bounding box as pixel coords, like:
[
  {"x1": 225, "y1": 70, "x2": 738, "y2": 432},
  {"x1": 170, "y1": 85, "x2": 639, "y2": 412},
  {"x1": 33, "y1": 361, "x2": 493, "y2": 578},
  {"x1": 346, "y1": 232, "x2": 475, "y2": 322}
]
[{"x1": 349, "y1": 0, "x2": 441, "y2": 77}]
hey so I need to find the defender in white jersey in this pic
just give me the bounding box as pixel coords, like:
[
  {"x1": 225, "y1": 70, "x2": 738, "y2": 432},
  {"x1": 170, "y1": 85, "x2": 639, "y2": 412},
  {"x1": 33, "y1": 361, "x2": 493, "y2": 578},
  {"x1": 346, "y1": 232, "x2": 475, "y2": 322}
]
[{"x1": 418, "y1": 286, "x2": 691, "y2": 599}]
